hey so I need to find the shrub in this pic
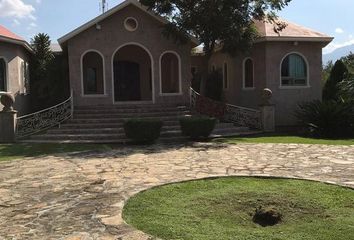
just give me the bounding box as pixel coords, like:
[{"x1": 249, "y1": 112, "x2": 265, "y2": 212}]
[
  {"x1": 205, "y1": 69, "x2": 223, "y2": 101},
  {"x1": 179, "y1": 116, "x2": 217, "y2": 139},
  {"x1": 296, "y1": 100, "x2": 354, "y2": 138},
  {"x1": 323, "y1": 60, "x2": 349, "y2": 101},
  {"x1": 124, "y1": 119, "x2": 163, "y2": 143}
]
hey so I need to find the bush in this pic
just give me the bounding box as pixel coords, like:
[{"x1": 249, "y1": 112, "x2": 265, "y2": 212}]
[
  {"x1": 180, "y1": 116, "x2": 217, "y2": 139},
  {"x1": 296, "y1": 100, "x2": 354, "y2": 138},
  {"x1": 124, "y1": 119, "x2": 163, "y2": 143},
  {"x1": 323, "y1": 60, "x2": 349, "y2": 101}
]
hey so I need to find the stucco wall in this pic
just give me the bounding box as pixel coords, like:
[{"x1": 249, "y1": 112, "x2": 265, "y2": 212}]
[
  {"x1": 66, "y1": 4, "x2": 192, "y2": 106},
  {"x1": 264, "y1": 42, "x2": 323, "y2": 126},
  {"x1": 206, "y1": 43, "x2": 267, "y2": 108},
  {"x1": 0, "y1": 42, "x2": 31, "y2": 115},
  {"x1": 192, "y1": 41, "x2": 324, "y2": 126}
]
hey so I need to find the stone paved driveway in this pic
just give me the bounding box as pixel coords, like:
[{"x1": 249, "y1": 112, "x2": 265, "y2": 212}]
[{"x1": 0, "y1": 142, "x2": 354, "y2": 240}]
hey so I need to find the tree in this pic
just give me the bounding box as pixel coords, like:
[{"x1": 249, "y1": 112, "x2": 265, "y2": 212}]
[
  {"x1": 30, "y1": 33, "x2": 70, "y2": 110},
  {"x1": 323, "y1": 60, "x2": 349, "y2": 101},
  {"x1": 140, "y1": 0, "x2": 291, "y2": 57},
  {"x1": 30, "y1": 33, "x2": 55, "y2": 109},
  {"x1": 340, "y1": 52, "x2": 354, "y2": 76},
  {"x1": 322, "y1": 60, "x2": 333, "y2": 84}
]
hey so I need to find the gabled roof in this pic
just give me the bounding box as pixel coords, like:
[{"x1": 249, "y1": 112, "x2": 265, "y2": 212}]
[
  {"x1": 58, "y1": 0, "x2": 199, "y2": 46},
  {"x1": 0, "y1": 25, "x2": 32, "y2": 52},
  {"x1": 254, "y1": 19, "x2": 333, "y2": 43}
]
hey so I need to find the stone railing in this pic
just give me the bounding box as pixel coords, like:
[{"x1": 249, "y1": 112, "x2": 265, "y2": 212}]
[
  {"x1": 16, "y1": 90, "x2": 74, "y2": 139},
  {"x1": 190, "y1": 88, "x2": 268, "y2": 130}
]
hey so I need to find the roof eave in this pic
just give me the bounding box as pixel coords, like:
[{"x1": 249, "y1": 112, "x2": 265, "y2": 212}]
[
  {"x1": 58, "y1": 0, "x2": 199, "y2": 47},
  {"x1": 0, "y1": 36, "x2": 33, "y2": 53},
  {"x1": 256, "y1": 36, "x2": 334, "y2": 44}
]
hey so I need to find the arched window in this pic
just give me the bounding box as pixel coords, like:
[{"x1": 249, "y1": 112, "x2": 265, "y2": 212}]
[
  {"x1": 0, "y1": 58, "x2": 7, "y2": 92},
  {"x1": 160, "y1": 52, "x2": 180, "y2": 94},
  {"x1": 281, "y1": 53, "x2": 308, "y2": 87},
  {"x1": 82, "y1": 51, "x2": 104, "y2": 95},
  {"x1": 223, "y1": 62, "x2": 228, "y2": 89},
  {"x1": 243, "y1": 58, "x2": 254, "y2": 89}
]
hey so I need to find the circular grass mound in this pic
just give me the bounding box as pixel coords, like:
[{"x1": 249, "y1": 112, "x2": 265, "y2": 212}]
[{"x1": 123, "y1": 177, "x2": 354, "y2": 240}]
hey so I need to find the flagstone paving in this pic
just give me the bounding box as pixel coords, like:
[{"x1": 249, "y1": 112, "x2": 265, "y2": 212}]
[{"x1": 0, "y1": 142, "x2": 354, "y2": 240}]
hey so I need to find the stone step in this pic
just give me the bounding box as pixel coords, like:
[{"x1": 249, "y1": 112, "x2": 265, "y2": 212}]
[
  {"x1": 73, "y1": 111, "x2": 191, "y2": 119},
  {"x1": 75, "y1": 104, "x2": 188, "y2": 110},
  {"x1": 74, "y1": 107, "x2": 189, "y2": 114},
  {"x1": 36, "y1": 126, "x2": 251, "y2": 141},
  {"x1": 47, "y1": 125, "x2": 184, "y2": 134},
  {"x1": 68, "y1": 115, "x2": 190, "y2": 124},
  {"x1": 58, "y1": 120, "x2": 181, "y2": 129}
]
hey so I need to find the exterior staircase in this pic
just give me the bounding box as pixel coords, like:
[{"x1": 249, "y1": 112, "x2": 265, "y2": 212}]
[{"x1": 23, "y1": 104, "x2": 261, "y2": 143}]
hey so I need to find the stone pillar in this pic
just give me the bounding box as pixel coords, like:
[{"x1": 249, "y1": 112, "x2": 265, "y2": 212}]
[
  {"x1": 259, "y1": 88, "x2": 275, "y2": 132},
  {"x1": 0, "y1": 111, "x2": 17, "y2": 143},
  {"x1": 0, "y1": 93, "x2": 17, "y2": 143},
  {"x1": 260, "y1": 104, "x2": 275, "y2": 132}
]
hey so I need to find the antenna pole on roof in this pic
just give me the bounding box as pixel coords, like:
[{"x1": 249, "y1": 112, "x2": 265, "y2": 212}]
[{"x1": 100, "y1": 0, "x2": 107, "y2": 14}]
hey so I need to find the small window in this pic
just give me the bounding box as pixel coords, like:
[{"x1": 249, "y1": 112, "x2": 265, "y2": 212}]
[
  {"x1": 82, "y1": 51, "x2": 104, "y2": 95},
  {"x1": 25, "y1": 62, "x2": 30, "y2": 94},
  {"x1": 281, "y1": 53, "x2": 308, "y2": 87},
  {"x1": 191, "y1": 66, "x2": 197, "y2": 76},
  {"x1": 160, "y1": 52, "x2": 180, "y2": 94},
  {"x1": 0, "y1": 58, "x2": 7, "y2": 92},
  {"x1": 124, "y1": 17, "x2": 138, "y2": 32},
  {"x1": 223, "y1": 62, "x2": 228, "y2": 89},
  {"x1": 243, "y1": 58, "x2": 254, "y2": 89},
  {"x1": 211, "y1": 65, "x2": 216, "y2": 72},
  {"x1": 20, "y1": 61, "x2": 29, "y2": 94}
]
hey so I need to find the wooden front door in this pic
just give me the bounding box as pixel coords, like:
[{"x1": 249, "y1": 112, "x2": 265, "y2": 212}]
[{"x1": 114, "y1": 61, "x2": 141, "y2": 102}]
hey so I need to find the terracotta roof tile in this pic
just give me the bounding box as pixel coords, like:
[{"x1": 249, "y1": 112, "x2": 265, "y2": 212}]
[
  {"x1": 0, "y1": 25, "x2": 24, "y2": 41},
  {"x1": 254, "y1": 19, "x2": 331, "y2": 39}
]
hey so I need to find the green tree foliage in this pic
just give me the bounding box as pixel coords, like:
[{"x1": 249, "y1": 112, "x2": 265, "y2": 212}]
[
  {"x1": 30, "y1": 33, "x2": 69, "y2": 110},
  {"x1": 296, "y1": 100, "x2": 354, "y2": 138},
  {"x1": 340, "y1": 52, "x2": 354, "y2": 76},
  {"x1": 140, "y1": 0, "x2": 291, "y2": 57},
  {"x1": 322, "y1": 60, "x2": 333, "y2": 84},
  {"x1": 322, "y1": 60, "x2": 348, "y2": 101}
]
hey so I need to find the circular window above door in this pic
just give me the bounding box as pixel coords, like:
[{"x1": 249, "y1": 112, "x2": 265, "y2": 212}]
[{"x1": 124, "y1": 17, "x2": 138, "y2": 32}]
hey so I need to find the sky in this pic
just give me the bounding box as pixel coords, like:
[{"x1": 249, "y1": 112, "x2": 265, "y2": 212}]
[{"x1": 0, "y1": 0, "x2": 353, "y2": 54}]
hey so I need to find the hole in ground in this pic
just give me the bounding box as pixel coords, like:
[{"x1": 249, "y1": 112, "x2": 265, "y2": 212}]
[{"x1": 252, "y1": 206, "x2": 283, "y2": 227}]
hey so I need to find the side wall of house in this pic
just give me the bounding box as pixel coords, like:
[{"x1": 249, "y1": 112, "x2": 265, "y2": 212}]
[
  {"x1": 206, "y1": 43, "x2": 267, "y2": 109},
  {"x1": 264, "y1": 41, "x2": 323, "y2": 126},
  {"x1": 0, "y1": 42, "x2": 31, "y2": 115},
  {"x1": 192, "y1": 41, "x2": 324, "y2": 126},
  {"x1": 66, "y1": 4, "x2": 192, "y2": 106}
]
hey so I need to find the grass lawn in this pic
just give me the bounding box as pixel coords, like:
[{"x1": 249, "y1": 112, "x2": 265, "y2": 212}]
[
  {"x1": 0, "y1": 143, "x2": 111, "y2": 162},
  {"x1": 123, "y1": 177, "x2": 354, "y2": 240},
  {"x1": 215, "y1": 133, "x2": 354, "y2": 145}
]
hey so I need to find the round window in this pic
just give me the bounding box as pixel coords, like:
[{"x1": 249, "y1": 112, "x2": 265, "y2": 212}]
[{"x1": 124, "y1": 17, "x2": 138, "y2": 32}]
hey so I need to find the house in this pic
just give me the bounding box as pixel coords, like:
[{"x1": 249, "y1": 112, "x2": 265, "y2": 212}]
[
  {"x1": 192, "y1": 20, "x2": 333, "y2": 126},
  {"x1": 58, "y1": 0, "x2": 198, "y2": 108},
  {"x1": 57, "y1": 0, "x2": 332, "y2": 127},
  {"x1": 0, "y1": 25, "x2": 32, "y2": 115},
  {"x1": 0, "y1": 0, "x2": 334, "y2": 143}
]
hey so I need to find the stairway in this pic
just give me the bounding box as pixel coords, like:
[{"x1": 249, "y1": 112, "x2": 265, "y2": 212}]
[{"x1": 23, "y1": 104, "x2": 261, "y2": 143}]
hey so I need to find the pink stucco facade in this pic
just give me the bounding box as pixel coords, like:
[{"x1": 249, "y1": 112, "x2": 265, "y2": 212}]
[
  {"x1": 59, "y1": 0, "x2": 331, "y2": 127},
  {"x1": 191, "y1": 41, "x2": 326, "y2": 126},
  {"x1": 62, "y1": 4, "x2": 193, "y2": 107}
]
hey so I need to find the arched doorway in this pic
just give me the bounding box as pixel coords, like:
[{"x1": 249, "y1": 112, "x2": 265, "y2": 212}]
[{"x1": 112, "y1": 44, "x2": 153, "y2": 102}]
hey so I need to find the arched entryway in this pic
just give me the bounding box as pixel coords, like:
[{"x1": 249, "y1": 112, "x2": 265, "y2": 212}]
[{"x1": 112, "y1": 44, "x2": 153, "y2": 102}]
